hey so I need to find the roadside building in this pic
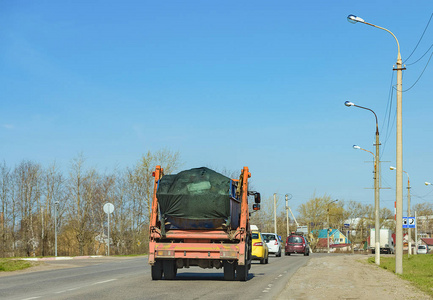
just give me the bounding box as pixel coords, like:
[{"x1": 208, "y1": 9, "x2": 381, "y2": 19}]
[{"x1": 314, "y1": 229, "x2": 351, "y2": 252}]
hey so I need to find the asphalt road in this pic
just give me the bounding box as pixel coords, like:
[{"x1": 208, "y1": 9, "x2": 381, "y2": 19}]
[{"x1": 0, "y1": 254, "x2": 315, "y2": 300}]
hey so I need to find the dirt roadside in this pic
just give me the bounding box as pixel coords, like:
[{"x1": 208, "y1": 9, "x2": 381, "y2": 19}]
[{"x1": 277, "y1": 254, "x2": 432, "y2": 300}]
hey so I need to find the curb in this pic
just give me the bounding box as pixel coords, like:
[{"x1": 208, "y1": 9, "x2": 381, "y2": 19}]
[{"x1": 20, "y1": 255, "x2": 104, "y2": 261}]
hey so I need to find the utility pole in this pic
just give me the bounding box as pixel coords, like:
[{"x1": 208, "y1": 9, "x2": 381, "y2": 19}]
[
  {"x1": 285, "y1": 194, "x2": 289, "y2": 237},
  {"x1": 407, "y1": 177, "x2": 412, "y2": 255},
  {"x1": 414, "y1": 211, "x2": 417, "y2": 255},
  {"x1": 54, "y1": 201, "x2": 58, "y2": 257},
  {"x1": 346, "y1": 101, "x2": 381, "y2": 265},
  {"x1": 327, "y1": 199, "x2": 338, "y2": 253},
  {"x1": 374, "y1": 118, "x2": 380, "y2": 265},
  {"x1": 327, "y1": 210, "x2": 330, "y2": 253},
  {"x1": 273, "y1": 193, "x2": 277, "y2": 234},
  {"x1": 347, "y1": 13, "x2": 404, "y2": 274}
]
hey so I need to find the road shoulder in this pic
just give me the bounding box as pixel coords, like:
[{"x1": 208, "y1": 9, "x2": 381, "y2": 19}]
[{"x1": 277, "y1": 254, "x2": 431, "y2": 300}]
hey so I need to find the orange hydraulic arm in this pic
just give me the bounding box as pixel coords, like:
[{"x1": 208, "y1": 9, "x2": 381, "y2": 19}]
[
  {"x1": 150, "y1": 165, "x2": 163, "y2": 229},
  {"x1": 237, "y1": 166, "x2": 251, "y2": 265},
  {"x1": 149, "y1": 165, "x2": 163, "y2": 264},
  {"x1": 239, "y1": 166, "x2": 250, "y2": 231}
]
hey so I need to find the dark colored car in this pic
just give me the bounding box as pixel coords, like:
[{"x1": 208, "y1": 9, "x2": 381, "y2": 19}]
[{"x1": 285, "y1": 234, "x2": 309, "y2": 256}]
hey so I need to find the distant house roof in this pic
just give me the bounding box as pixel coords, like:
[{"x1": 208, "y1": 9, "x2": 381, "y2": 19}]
[
  {"x1": 316, "y1": 229, "x2": 339, "y2": 239},
  {"x1": 421, "y1": 238, "x2": 433, "y2": 246}
]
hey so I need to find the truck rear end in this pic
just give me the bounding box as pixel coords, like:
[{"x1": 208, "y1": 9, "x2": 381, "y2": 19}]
[
  {"x1": 148, "y1": 166, "x2": 260, "y2": 281},
  {"x1": 369, "y1": 228, "x2": 395, "y2": 254}
]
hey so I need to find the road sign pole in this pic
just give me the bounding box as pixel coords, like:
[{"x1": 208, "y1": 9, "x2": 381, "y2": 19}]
[
  {"x1": 103, "y1": 203, "x2": 115, "y2": 257},
  {"x1": 108, "y1": 212, "x2": 110, "y2": 256}
]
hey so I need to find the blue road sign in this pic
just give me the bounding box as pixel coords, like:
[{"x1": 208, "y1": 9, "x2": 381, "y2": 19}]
[
  {"x1": 402, "y1": 217, "x2": 408, "y2": 228},
  {"x1": 403, "y1": 217, "x2": 416, "y2": 228},
  {"x1": 407, "y1": 217, "x2": 415, "y2": 228}
]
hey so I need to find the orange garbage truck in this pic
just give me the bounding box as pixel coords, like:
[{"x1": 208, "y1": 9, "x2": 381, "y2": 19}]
[{"x1": 148, "y1": 166, "x2": 261, "y2": 281}]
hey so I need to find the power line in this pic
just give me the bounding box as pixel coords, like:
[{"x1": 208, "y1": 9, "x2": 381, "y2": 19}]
[
  {"x1": 402, "y1": 51, "x2": 433, "y2": 92},
  {"x1": 405, "y1": 43, "x2": 433, "y2": 66},
  {"x1": 380, "y1": 71, "x2": 396, "y2": 160},
  {"x1": 404, "y1": 13, "x2": 433, "y2": 64}
]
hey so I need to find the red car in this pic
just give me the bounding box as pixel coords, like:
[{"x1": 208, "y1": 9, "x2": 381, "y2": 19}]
[{"x1": 285, "y1": 234, "x2": 310, "y2": 256}]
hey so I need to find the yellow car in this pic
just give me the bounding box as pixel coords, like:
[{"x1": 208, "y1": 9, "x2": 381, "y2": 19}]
[{"x1": 251, "y1": 231, "x2": 269, "y2": 264}]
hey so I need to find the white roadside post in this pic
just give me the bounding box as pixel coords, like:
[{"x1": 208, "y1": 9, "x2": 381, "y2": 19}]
[
  {"x1": 274, "y1": 193, "x2": 277, "y2": 234},
  {"x1": 103, "y1": 203, "x2": 115, "y2": 256},
  {"x1": 414, "y1": 211, "x2": 417, "y2": 255}
]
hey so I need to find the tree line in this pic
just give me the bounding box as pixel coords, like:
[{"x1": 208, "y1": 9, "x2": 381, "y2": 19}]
[
  {"x1": 0, "y1": 150, "x2": 180, "y2": 258},
  {"x1": 2, "y1": 152, "x2": 432, "y2": 258}
]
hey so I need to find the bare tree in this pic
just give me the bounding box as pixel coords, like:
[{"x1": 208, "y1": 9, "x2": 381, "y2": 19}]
[
  {"x1": 0, "y1": 161, "x2": 11, "y2": 257},
  {"x1": 122, "y1": 149, "x2": 181, "y2": 254},
  {"x1": 39, "y1": 163, "x2": 66, "y2": 256},
  {"x1": 67, "y1": 154, "x2": 91, "y2": 255},
  {"x1": 14, "y1": 161, "x2": 42, "y2": 256}
]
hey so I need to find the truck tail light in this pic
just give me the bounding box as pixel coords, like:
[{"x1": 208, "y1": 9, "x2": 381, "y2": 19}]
[{"x1": 156, "y1": 250, "x2": 175, "y2": 257}]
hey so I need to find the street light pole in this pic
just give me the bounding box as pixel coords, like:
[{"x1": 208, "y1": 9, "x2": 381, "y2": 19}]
[
  {"x1": 54, "y1": 201, "x2": 59, "y2": 257},
  {"x1": 327, "y1": 199, "x2": 338, "y2": 253},
  {"x1": 285, "y1": 194, "x2": 289, "y2": 237},
  {"x1": 274, "y1": 193, "x2": 277, "y2": 234},
  {"x1": 345, "y1": 101, "x2": 380, "y2": 265},
  {"x1": 391, "y1": 167, "x2": 411, "y2": 255},
  {"x1": 347, "y1": 14, "x2": 404, "y2": 274}
]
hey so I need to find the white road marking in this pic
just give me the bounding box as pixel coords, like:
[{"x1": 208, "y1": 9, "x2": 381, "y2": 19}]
[
  {"x1": 92, "y1": 278, "x2": 117, "y2": 285},
  {"x1": 21, "y1": 297, "x2": 41, "y2": 300}
]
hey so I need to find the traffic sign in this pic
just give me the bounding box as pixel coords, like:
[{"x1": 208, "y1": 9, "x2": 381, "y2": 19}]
[
  {"x1": 103, "y1": 203, "x2": 114, "y2": 256},
  {"x1": 402, "y1": 217, "x2": 408, "y2": 228},
  {"x1": 407, "y1": 217, "x2": 415, "y2": 228},
  {"x1": 103, "y1": 203, "x2": 114, "y2": 214}
]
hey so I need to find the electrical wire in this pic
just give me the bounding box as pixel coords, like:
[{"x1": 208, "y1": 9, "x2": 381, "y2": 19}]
[
  {"x1": 402, "y1": 51, "x2": 433, "y2": 92},
  {"x1": 379, "y1": 71, "x2": 396, "y2": 159},
  {"x1": 405, "y1": 43, "x2": 433, "y2": 66},
  {"x1": 404, "y1": 13, "x2": 433, "y2": 64}
]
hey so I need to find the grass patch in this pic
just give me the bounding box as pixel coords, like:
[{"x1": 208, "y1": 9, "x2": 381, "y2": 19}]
[
  {"x1": 0, "y1": 258, "x2": 36, "y2": 272},
  {"x1": 369, "y1": 254, "x2": 433, "y2": 297}
]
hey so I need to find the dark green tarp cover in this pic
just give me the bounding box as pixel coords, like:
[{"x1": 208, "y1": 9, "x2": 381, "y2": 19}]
[{"x1": 156, "y1": 167, "x2": 232, "y2": 229}]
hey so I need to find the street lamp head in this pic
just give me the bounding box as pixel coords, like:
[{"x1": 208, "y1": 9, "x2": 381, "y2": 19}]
[
  {"x1": 347, "y1": 14, "x2": 365, "y2": 24},
  {"x1": 344, "y1": 101, "x2": 355, "y2": 107},
  {"x1": 353, "y1": 145, "x2": 361, "y2": 149},
  {"x1": 390, "y1": 166, "x2": 396, "y2": 170},
  {"x1": 425, "y1": 182, "x2": 432, "y2": 186}
]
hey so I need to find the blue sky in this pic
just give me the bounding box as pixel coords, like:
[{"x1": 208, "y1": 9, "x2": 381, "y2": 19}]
[{"x1": 1, "y1": 1, "x2": 433, "y2": 216}]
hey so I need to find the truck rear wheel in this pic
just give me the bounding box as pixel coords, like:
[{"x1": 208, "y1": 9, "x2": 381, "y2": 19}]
[
  {"x1": 223, "y1": 261, "x2": 236, "y2": 281},
  {"x1": 151, "y1": 260, "x2": 163, "y2": 280},
  {"x1": 163, "y1": 260, "x2": 176, "y2": 280},
  {"x1": 236, "y1": 264, "x2": 248, "y2": 281}
]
